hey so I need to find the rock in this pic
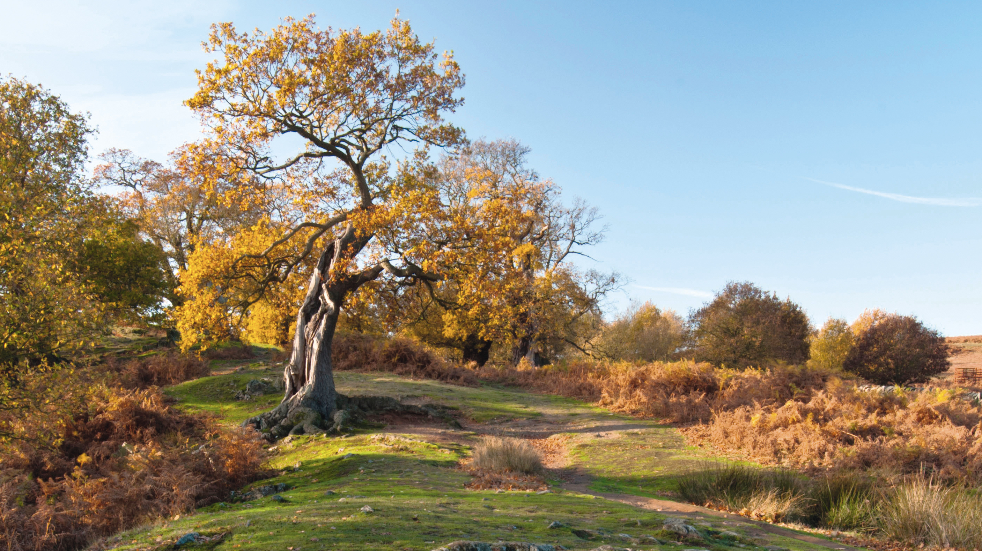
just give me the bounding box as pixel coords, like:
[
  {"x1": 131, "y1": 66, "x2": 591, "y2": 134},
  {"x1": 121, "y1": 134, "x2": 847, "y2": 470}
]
[
  {"x1": 361, "y1": 505, "x2": 374, "y2": 513},
  {"x1": 175, "y1": 532, "x2": 200, "y2": 546},
  {"x1": 662, "y1": 517, "x2": 699, "y2": 537},
  {"x1": 272, "y1": 495, "x2": 286, "y2": 502},
  {"x1": 571, "y1": 529, "x2": 599, "y2": 540},
  {"x1": 587, "y1": 546, "x2": 630, "y2": 551},
  {"x1": 536, "y1": 490, "x2": 550, "y2": 495},
  {"x1": 332, "y1": 408, "x2": 354, "y2": 432},
  {"x1": 235, "y1": 378, "x2": 279, "y2": 400},
  {"x1": 340, "y1": 453, "x2": 354, "y2": 459},
  {"x1": 763, "y1": 547, "x2": 790, "y2": 551},
  {"x1": 324, "y1": 490, "x2": 336, "y2": 496},
  {"x1": 232, "y1": 482, "x2": 289, "y2": 502},
  {"x1": 719, "y1": 531, "x2": 740, "y2": 539},
  {"x1": 547, "y1": 521, "x2": 565, "y2": 529}
]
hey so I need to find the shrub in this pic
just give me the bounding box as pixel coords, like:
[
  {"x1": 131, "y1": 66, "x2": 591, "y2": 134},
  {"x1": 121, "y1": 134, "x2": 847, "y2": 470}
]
[
  {"x1": 471, "y1": 436, "x2": 543, "y2": 475},
  {"x1": 595, "y1": 301, "x2": 687, "y2": 362},
  {"x1": 843, "y1": 314, "x2": 950, "y2": 385},
  {"x1": 808, "y1": 318, "x2": 854, "y2": 371},
  {"x1": 690, "y1": 282, "x2": 811, "y2": 369}
]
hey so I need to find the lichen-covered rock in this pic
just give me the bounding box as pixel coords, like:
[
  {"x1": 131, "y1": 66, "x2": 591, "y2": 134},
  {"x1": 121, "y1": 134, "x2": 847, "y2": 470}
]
[
  {"x1": 662, "y1": 517, "x2": 699, "y2": 537},
  {"x1": 230, "y1": 482, "x2": 290, "y2": 502}
]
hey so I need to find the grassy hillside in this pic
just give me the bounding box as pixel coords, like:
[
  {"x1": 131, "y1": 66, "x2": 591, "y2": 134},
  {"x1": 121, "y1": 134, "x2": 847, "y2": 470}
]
[{"x1": 97, "y1": 361, "x2": 858, "y2": 551}]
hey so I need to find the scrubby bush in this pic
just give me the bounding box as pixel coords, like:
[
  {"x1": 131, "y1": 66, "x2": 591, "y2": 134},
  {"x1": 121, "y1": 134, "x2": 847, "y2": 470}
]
[
  {"x1": 471, "y1": 436, "x2": 543, "y2": 475},
  {"x1": 0, "y1": 367, "x2": 267, "y2": 551},
  {"x1": 595, "y1": 301, "x2": 687, "y2": 362},
  {"x1": 809, "y1": 317, "x2": 854, "y2": 371},
  {"x1": 843, "y1": 313, "x2": 949, "y2": 385},
  {"x1": 690, "y1": 282, "x2": 811, "y2": 369}
]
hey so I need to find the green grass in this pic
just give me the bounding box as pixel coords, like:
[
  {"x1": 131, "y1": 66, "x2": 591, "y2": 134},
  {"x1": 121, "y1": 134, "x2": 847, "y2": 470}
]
[
  {"x1": 104, "y1": 433, "x2": 678, "y2": 551},
  {"x1": 166, "y1": 367, "x2": 556, "y2": 426},
  {"x1": 113, "y1": 362, "x2": 861, "y2": 551},
  {"x1": 570, "y1": 425, "x2": 757, "y2": 498}
]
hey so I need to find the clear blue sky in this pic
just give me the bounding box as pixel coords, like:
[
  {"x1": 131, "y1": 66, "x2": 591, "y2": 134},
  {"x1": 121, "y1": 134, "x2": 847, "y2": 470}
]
[{"x1": 3, "y1": 1, "x2": 980, "y2": 335}]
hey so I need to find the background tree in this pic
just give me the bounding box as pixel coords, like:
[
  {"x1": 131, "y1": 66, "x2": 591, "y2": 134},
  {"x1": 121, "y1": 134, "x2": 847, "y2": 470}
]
[
  {"x1": 690, "y1": 281, "x2": 811, "y2": 369},
  {"x1": 842, "y1": 313, "x2": 949, "y2": 385},
  {"x1": 73, "y1": 210, "x2": 172, "y2": 325},
  {"x1": 595, "y1": 301, "x2": 686, "y2": 363},
  {"x1": 401, "y1": 139, "x2": 619, "y2": 366},
  {"x1": 0, "y1": 77, "x2": 99, "y2": 371},
  {"x1": 1, "y1": 78, "x2": 171, "y2": 373},
  {"x1": 94, "y1": 145, "x2": 269, "y2": 307},
  {"x1": 177, "y1": 16, "x2": 476, "y2": 438},
  {"x1": 808, "y1": 317, "x2": 854, "y2": 371}
]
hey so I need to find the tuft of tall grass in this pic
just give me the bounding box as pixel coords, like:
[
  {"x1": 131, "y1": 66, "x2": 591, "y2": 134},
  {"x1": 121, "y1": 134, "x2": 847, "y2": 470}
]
[
  {"x1": 676, "y1": 463, "x2": 808, "y2": 522},
  {"x1": 471, "y1": 436, "x2": 543, "y2": 475},
  {"x1": 879, "y1": 474, "x2": 982, "y2": 549},
  {"x1": 677, "y1": 465, "x2": 982, "y2": 548},
  {"x1": 810, "y1": 475, "x2": 878, "y2": 531}
]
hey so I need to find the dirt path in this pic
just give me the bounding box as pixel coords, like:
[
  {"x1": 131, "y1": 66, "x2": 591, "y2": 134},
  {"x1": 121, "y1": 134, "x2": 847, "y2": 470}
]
[
  {"x1": 562, "y1": 471, "x2": 860, "y2": 551},
  {"x1": 382, "y1": 402, "x2": 865, "y2": 551}
]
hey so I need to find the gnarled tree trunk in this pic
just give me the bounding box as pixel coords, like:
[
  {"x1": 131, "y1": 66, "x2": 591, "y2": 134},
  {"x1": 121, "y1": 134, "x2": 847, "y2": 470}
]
[{"x1": 243, "y1": 229, "x2": 376, "y2": 439}]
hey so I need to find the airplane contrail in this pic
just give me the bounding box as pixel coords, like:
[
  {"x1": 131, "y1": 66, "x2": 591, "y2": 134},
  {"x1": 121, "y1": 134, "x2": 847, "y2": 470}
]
[{"x1": 806, "y1": 177, "x2": 982, "y2": 207}]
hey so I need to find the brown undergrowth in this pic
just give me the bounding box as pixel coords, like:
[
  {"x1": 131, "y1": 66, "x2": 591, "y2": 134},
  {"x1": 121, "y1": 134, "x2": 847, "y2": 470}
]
[
  {"x1": 331, "y1": 333, "x2": 479, "y2": 386},
  {"x1": 0, "y1": 362, "x2": 267, "y2": 551},
  {"x1": 340, "y1": 336, "x2": 982, "y2": 486},
  {"x1": 101, "y1": 351, "x2": 210, "y2": 389}
]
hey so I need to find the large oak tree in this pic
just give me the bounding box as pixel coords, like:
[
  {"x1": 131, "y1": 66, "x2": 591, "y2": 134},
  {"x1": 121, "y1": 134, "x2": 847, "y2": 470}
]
[{"x1": 178, "y1": 16, "x2": 485, "y2": 438}]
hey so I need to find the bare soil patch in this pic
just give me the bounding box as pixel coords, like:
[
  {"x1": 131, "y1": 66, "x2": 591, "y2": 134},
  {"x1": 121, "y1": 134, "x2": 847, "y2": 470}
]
[{"x1": 939, "y1": 336, "x2": 982, "y2": 388}]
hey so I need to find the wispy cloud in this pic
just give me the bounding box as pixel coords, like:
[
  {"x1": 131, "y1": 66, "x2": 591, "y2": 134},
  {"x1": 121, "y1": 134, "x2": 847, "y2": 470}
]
[
  {"x1": 807, "y1": 178, "x2": 982, "y2": 207},
  {"x1": 633, "y1": 285, "x2": 712, "y2": 298}
]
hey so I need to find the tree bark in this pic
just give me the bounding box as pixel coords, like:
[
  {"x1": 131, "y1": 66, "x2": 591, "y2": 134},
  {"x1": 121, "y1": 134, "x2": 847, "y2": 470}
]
[
  {"x1": 460, "y1": 335, "x2": 492, "y2": 367},
  {"x1": 244, "y1": 240, "x2": 348, "y2": 439}
]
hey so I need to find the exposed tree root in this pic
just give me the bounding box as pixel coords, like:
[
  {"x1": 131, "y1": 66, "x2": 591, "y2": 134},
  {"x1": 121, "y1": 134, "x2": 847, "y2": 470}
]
[{"x1": 243, "y1": 394, "x2": 460, "y2": 441}]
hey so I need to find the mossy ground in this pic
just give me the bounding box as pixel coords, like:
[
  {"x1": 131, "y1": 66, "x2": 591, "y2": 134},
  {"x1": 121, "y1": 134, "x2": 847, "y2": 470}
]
[{"x1": 103, "y1": 356, "x2": 862, "y2": 551}]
